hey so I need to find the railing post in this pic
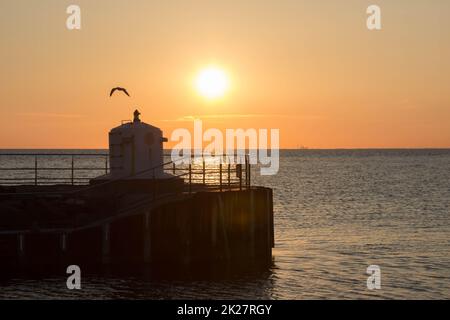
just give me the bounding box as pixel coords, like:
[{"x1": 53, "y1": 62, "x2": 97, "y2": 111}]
[
  {"x1": 105, "y1": 156, "x2": 108, "y2": 174},
  {"x1": 34, "y1": 156, "x2": 38, "y2": 186},
  {"x1": 239, "y1": 163, "x2": 242, "y2": 191},
  {"x1": 228, "y1": 163, "x2": 231, "y2": 190},
  {"x1": 245, "y1": 155, "x2": 249, "y2": 188},
  {"x1": 248, "y1": 158, "x2": 251, "y2": 188},
  {"x1": 71, "y1": 155, "x2": 74, "y2": 185},
  {"x1": 202, "y1": 158, "x2": 206, "y2": 185},
  {"x1": 188, "y1": 164, "x2": 192, "y2": 194},
  {"x1": 172, "y1": 162, "x2": 176, "y2": 175},
  {"x1": 219, "y1": 163, "x2": 222, "y2": 192}
]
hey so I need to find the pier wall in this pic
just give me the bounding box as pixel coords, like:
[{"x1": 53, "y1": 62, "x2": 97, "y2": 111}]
[{"x1": 0, "y1": 187, "x2": 274, "y2": 273}]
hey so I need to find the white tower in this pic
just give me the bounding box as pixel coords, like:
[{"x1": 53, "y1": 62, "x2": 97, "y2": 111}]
[{"x1": 108, "y1": 110, "x2": 168, "y2": 179}]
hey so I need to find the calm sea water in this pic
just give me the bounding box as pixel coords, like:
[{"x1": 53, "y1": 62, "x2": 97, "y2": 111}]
[{"x1": 0, "y1": 149, "x2": 449, "y2": 299}]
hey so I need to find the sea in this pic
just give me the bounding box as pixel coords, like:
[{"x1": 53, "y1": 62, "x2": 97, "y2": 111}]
[{"x1": 0, "y1": 149, "x2": 449, "y2": 299}]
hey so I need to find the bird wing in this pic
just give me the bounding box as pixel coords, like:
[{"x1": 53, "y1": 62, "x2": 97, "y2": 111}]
[{"x1": 110, "y1": 87, "x2": 130, "y2": 97}]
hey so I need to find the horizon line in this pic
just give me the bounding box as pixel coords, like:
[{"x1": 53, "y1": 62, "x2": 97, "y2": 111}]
[{"x1": 1, "y1": 147, "x2": 450, "y2": 151}]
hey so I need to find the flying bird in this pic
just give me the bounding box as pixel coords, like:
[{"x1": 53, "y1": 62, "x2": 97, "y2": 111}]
[{"x1": 110, "y1": 87, "x2": 130, "y2": 97}]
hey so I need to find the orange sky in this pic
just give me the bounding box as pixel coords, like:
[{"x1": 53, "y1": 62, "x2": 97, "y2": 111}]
[{"x1": 1, "y1": 0, "x2": 449, "y2": 149}]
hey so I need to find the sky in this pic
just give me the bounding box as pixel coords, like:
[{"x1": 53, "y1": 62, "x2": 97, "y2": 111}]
[{"x1": 0, "y1": 0, "x2": 449, "y2": 149}]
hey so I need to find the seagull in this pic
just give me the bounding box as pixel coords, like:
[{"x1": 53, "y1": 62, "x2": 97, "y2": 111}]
[{"x1": 110, "y1": 87, "x2": 130, "y2": 97}]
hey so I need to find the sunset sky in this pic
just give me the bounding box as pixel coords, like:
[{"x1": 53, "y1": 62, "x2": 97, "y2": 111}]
[{"x1": 1, "y1": 0, "x2": 449, "y2": 149}]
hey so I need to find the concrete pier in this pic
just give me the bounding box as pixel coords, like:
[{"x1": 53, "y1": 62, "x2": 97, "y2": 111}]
[
  {"x1": 0, "y1": 114, "x2": 273, "y2": 276},
  {"x1": 0, "y1": 187, "x2": 274, "y2": 273}
]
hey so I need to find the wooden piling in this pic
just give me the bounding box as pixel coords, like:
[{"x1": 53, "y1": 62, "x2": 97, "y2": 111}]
[
  {"x1": 17, "y1": 234, "x2": 25, "y2": 267},
  {"x1": 143, "y1": 211, "x2": 152, "y2": 263},
  {"x1": 249, "y1": 189, "x2": 256, "y2": 259},
  {"x1": 60, "y1": 233, "x2": 67, "y2": 252},
  {"x1": 102, "y1": 224, "x2": 110, "y2": 264},
  {"x1": 0, "y1": 187, "x2": 274, "y2": 272}
]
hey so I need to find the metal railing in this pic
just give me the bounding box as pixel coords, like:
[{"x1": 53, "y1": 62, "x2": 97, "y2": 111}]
[
  {"x1": 158, "y1": 154, "x2": 251, "y2": 192},
  {"x1": 0, "y1": 152, "x2": 252, "y2": 232},
  {"x1": 0, "y1": 153, "x2": 109, "y2": 185},
  {"x1": 0, "y1": 152, "x2": 251, "y2": 191}
]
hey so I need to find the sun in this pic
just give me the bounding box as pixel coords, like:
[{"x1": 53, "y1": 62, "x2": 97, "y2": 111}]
[{"x1": 195, "y1": 67, "x2": 230, "y2": 99}]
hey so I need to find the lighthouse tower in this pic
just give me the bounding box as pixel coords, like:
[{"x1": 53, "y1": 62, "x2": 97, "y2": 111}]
[{"x1": 108, "y1": 109, "x2": 168, "y2": 179}]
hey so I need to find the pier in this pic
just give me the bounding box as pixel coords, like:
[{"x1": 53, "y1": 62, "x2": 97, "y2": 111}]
[
  {"x1": 0, "y1": 153, "x2": 274, "y2": 273},
  {"x1": 0, "y1": 112, "x2": 274, "y2": 274}
]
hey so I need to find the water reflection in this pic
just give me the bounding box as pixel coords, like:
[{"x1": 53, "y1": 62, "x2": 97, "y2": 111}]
[{"x1": 0, "y1": 260, "x2": 277, "y2": 300}]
